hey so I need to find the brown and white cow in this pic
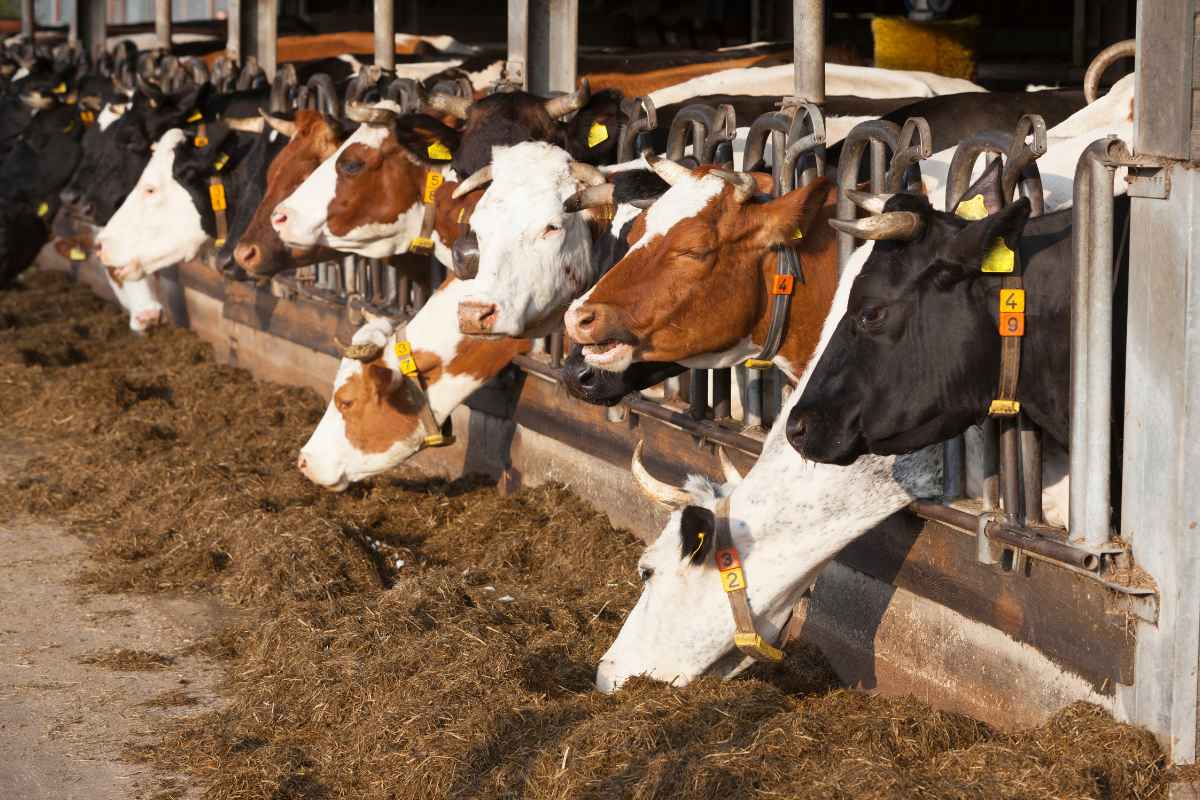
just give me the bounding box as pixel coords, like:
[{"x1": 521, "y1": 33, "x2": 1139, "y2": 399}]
[
  {"x1": 564, "y1": 157, "x2": 839, "y2": 380},
  {"x1": 297, "y1": 277, "x2": 528, "y2": 490}
]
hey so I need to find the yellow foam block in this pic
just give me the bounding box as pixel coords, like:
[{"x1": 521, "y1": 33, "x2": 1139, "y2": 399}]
[{"x1": 872, "y1": 15, "x2": 979, "y2": 81}]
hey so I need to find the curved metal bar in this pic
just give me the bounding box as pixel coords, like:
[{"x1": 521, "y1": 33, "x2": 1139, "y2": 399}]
[
  {"x1": 702, "y1": 103, "x2": 737, "y2": 165},
  {"x1": 835, "y1": 119, "x2": 901, "y2": 269},
  {"x1": 665, "y1": 104, "x2": 720, "y2": 162},
  {"x1": 944, "y1": 131, "x2": 1012, "y2": 213},
  {"x1": 741, "y1": 111, "x2": 792, "y2": 175},
  {"x1": 306, "y1": 74, "x2": 339, "y2": 119},
  {"x1": 780, "y1": 102, "x2": 827, "y2": 192},
  {"x1": 617, "y1": 96, "x2": 657, "y2": 163},
  {"x1": 270, "y1": 63, "x2": 297, "y2": 114},
  {"x1": 387, "y1": 78, "x2": 423, "y2": 114},
  {"x1": 886, "y1": 116, "x2": 932, "y2": 192}
]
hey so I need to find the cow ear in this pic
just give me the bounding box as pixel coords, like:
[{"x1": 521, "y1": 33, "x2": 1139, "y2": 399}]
[
  {"x1": 952, "y1": 157, "x2": 1005, "y2": 220},
  {"x1": 679, "y1": 505, "x2": 716, "y2": 564},
  {"x1": 362, "y1": 363, "x2": 395, "y2": 398},
  {"x1": 392, "y1": 114, "x2": 460, "y2": 164},
  {"x1": 755, "y1": 176, "x2": 836, "y2": 247},
  {"x1": 941, "y1": 197, "x2": 1031, "y2": 272}
]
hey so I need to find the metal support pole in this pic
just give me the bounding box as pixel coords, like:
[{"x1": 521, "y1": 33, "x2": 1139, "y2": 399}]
[
  {"x1": 507, "y1": 0, "x2": 529, "y2": 89},
  {"x1": 77, "y1": 0, "x2": 106, "y2": 54},
  {"x1": 374, "y1": 0, "x2": 395, "y2": 71},
  {"x1": 256, "y1": 0, "x2": 278, "y2": 79},
  {"x1": 792, "y1": 0, "x2": 825, "y2": 103},
  {"x1": 526, "y1": 0, "x2": 577, "y2": 96},
  {"x1": 227, "y1": 0, "x2": 242, "y2": 61},
  {"x1": 942, "y1": 437, "x2": 965, "y2": 500},
  {"x1": 155, "y1": 0, "x2": 171, "y2": 50},
  {"x1": 20, "y1": 0, "x2": 34, "y2": 39}
]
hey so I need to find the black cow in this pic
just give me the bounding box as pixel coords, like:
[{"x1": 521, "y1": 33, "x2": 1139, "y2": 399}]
[{"x1": 786, "y1": 163, "x2": 1129, "y2": 465}]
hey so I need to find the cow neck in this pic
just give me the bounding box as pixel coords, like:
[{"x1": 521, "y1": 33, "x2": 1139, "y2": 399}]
[
  {"x1": 747, "y1": 216, "x2": 839, "y2": 382},
  {"x1": 429, "y1": 175, "x2": 476, "y2": 265},
  {"x1": 398, "y1": 278, "x2": 531, "y2": 424}
]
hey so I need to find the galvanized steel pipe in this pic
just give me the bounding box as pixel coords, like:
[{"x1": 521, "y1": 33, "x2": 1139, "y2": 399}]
[
  {"x1": 792, "y1": 0, "x2": 825, "y2": 103},
  {"x1": 375, "y1": 0, "x2": 396, "y2": 71}
]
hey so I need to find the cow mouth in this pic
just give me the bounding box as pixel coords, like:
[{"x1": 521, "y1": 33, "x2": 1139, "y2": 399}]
[{"x1": 581, "y1": 340, "x2": 635, "y2": 371}]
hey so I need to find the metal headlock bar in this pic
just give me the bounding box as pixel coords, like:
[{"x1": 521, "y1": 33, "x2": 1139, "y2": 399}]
[{"x1": 616, "y1": 96, "x2": 657, "y2": 164}]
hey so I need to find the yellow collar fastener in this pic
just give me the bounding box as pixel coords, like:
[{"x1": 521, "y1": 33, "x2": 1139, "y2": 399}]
[{"x1": 393, "y1": 340, "x2": 454, "y2": 449}]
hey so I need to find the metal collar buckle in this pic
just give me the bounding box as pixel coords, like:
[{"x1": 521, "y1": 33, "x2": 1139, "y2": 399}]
[
  {"x1": 713, "y1": 497, "x2": 786, "y2": 663},
  {"x1": 393, "y1": 340, "x2": 455, "y2": 450}
]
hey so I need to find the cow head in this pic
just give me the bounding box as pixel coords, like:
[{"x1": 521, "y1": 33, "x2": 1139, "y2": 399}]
[
  {"x1": 452, "y1": 141, "x2": 611, "y2": 338},
  {"x1": 234, "y1": 110, "x2": 345, "y2": 276},
  {"x1": 272, "y1": 105, "x2": 461, "y2": 260},
  {"x1": 298, "y1": 283, "x2": 528, "y2": 490},
  {"x1": 437, "y1": 80, "x2": 592, "y2": 178},
  {"x1": 97, "y1": 122, "x2": 259, "y2": 280},
  {"x1": 565, "y1": 158, "x2": 835, "y2": 374},
  {"x1": 786, "y1": 186, "x2": 1032, "y2": 465}
]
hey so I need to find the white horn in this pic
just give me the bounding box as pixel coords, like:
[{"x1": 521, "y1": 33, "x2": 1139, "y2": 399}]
[
  {"x1": 261, "y1": 111, "x2": 298, "y2": 138},
  {"x1": 845, "y1": 189, "x2": 894, "y2": 215},
  {"x1": 718, "y1": 447, "x2": 744, "y2": 485},
  {"x1": 451, "y1": 165, "x2": 493, "y2": 200},
  {"x1": 829, "y1": 211, "x2": 925, "y2": 242},
  {"x1": 568, "y1": 161, "x2": 607, "y2": 186},
  {"x1": 645, "y1": 153, "x2": 694, "y2": 187},
  {"x1": 225, "y1": 116, "x2": 266, "y2": 133},
  {"x1": 631, "y1": 441, "x2": 692, "y2": 509}
]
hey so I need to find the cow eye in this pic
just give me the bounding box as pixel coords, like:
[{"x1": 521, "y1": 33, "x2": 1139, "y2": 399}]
[
  {"x1": 859, "y1": 305, "x2": 887, "y2": 330},
  {"x1": 637, "y1": 566, "x2": 654, "y2": 582},
  {"x1": 144, "y1": 186, "x2": 155, "y2": 195},
  {"x1": 338, "y1": 158, "x2": 365, "y2": 176},
  {"x1": 336, "y1": 397, "x2": 353, "y2": 412}
]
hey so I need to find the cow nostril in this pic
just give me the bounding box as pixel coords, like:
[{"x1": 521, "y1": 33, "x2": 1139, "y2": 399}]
[
  {"x1": 297, "y1": 453, "x2": 308, "y2": 472},
  {"x1": 235, "y1": 243, "x2": 261, "y2": 270},
  {"x1": 272, "y1": 211, "x2": 288, "y2": 228},
  {"x1": 787, "y1": 414, "x2": 807, "y2": 446},
  {"x1": 574, "y1": 307, "x2": 596, "y2": 331},
  {"x1": 577, "y1": 366, "x2": 597, "y2": 389}
]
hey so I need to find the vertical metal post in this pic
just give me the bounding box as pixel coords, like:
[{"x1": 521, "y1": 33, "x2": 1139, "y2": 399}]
[
  {"x1": 155, "y1": 0, "x2": 171, "y2": 50},
  {"x1": 1020, "y1": 416, "x2": 1043, "y2": 527},
  {"x1": 792, "y1": 0, "x2": 825, "y2": 103},
  {"x1": 869, "y1": 141, "x2": 887, "y2": 192},
  {"x1": 20, "y1": 0, "x2": 34, "y2": 38},
  {"x1": 507, "y1": 0, "x2": 529, "y2": 90},
  {"x1": 999, "y1": 418, "x2": 1022, "y2": 523},
  {"x1": 688, "y1": 370, "x2": 708, "y2": 421},
  {"x1": 713, "y1": 368, "x2": 732, "y2": 420},
  {"x1": 981, "y1": 419, "x2": 1000, "y2": 512},
  {"x1": 374, "y1": 0, "x2": 395, "y2": 71},
  {"x1": 77, "y1": 0, "x2": 106, "y2": 54},
  {"x1": 227, "y1": 0, "x2": 242, "y2": 61},
  {"x1": 526, "y1": 0, "x2": 577, "y2": 96},
  {"x1": 1072, "y1": 0, "x2": 1087, "y2": 67},
  {"x1": 942, "y1": 437, "x2": 965, "y2": 500},
  {"x1": 256, "y1": 0, "x2": 278, "y2": 78}
]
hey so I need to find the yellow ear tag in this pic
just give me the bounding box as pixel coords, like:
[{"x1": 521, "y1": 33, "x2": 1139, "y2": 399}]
[
  {"x1": 51, "y1": 82, "x2": 67, "y2": 94},
  {"x1": 423, "y1": 172, "x2": 444, "y2": 205},
  {"x1": 61, "y1": 120, "x2": 75, "y2": 133},
  {"x1": 209, "y1": 183, "x2": 227, "y2": 212},
  {"x1": 213, "y1": 153, "x2": 230, "y2": 172},
  {"x1": 791, "y1": 227, "x2": 803, "y2": 240},
  {"x1": 587, "y1": 121, "x2": 609, "y2": 148},
  {"x1": 427, "y1": 141, "x2": 452, "y2": 161},
  {"x1": 36, "y1": 202, "x2": 48, "y2": 217},
  {"x1": 186, "y1": 110, "x2": 203, "y2": 123},
  {"x1": 194, "y1": 134, "x2": 209, "y2": 148},
  {"x1": 410, "y1": 236, "x2": 435, "y2": 253},
  {"x1": 955, "y1": 193, "x2": 989, "y2": 221},
  {"x1": 68, "y1": 247, "x2": 87, "y2": 261},
  {"x1": 80, "y1": 110, "x2": 95, "y2": 125},
  {"x1": 981, "y1": 238, "x2": 1015, "y2": 273}
]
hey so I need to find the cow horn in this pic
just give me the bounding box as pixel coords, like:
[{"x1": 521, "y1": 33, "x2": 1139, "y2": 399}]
[
  {"x1": 451, "y1": 165, "x2": 493, "y2": 200},
  {"x1": 261, "y1": 111, "x2": 298, "y2": 138},
  {"x1": 335, "y1": 337, "x2": 384, "y2": 362},
  {"x1": 543, "y1": 79, "x2": 590, "y2": 119},
  {"x1": 568, "y1": 161, "x2": 607, "y2": 186},
  {"x1": 710, "y1": 169, "x2": 758, "y2": 202},
  {"x1": 829, "y1": 211, "x2": 925, "y2": 242},
  {"x1": 645, "y1": 153, "x2": 694, "y2": 187},
  {"x1": 225, "y1": 116, "x2": 265, "y2": 133},
  {"x1": 1084, "y1": 39, "x2": 1136, "y2": 104},
  {"x1": 631, "y1": 441, "x2": 692, "y2": 509},
  {"x1": 845, "y1": 189, "x2": 894, "y2": 215},
  {"x1": 345, "y1": 102, "x2": 396, "y2": 126},
  {"x1": 564, "y1": 183, "x2": 614, "y2": 213},
  {"x1": 718, "y1": 447, "x2": 744, "y2": 485},
  {"x1": 427, "y1": 92, "x2": 472, "y2": 120}
]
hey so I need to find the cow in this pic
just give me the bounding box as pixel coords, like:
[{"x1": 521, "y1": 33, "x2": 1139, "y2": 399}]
[
  {"x1": 270, "y1": 104, "x2": 469, "y2": 263},
  {"x1": 0, "y1": 102, "x2": 86, "y2": 287},
  {"x1": 564, "y1": 157, "x2": 838, "y2": 380},
  {"x1": 296, "y1": 280, "x2": 528, "y2": 491},
  {"x1": 785, "y1": 79, "x2": 1137, "y2": 466},
  {"x1": 449, "y1": 141, "x2": 670, "y2": 338},
  {"x1": 96, "y1": 119, "x2": 286, "y2": 281},
  {"x1": 231, "y1": 110, "x2": 349, "y2": 276},
  {"x1": 596, "y1": 245, "x2": 942, "y2": 691}
]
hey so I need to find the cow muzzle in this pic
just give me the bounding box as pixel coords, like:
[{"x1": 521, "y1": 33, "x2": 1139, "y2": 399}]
[
  {"x1": 457, "y1": 299, "x2": 498, "y2": 335},
  {"x1": 297, "y1": 451, "x2": 349, "y2": 492},
  {"x1": 564, "y1": 303, "x2": 637, "y2": 372},
  {"x1": 450, "y1": 231, "x2": 479, "y2": 279}
]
